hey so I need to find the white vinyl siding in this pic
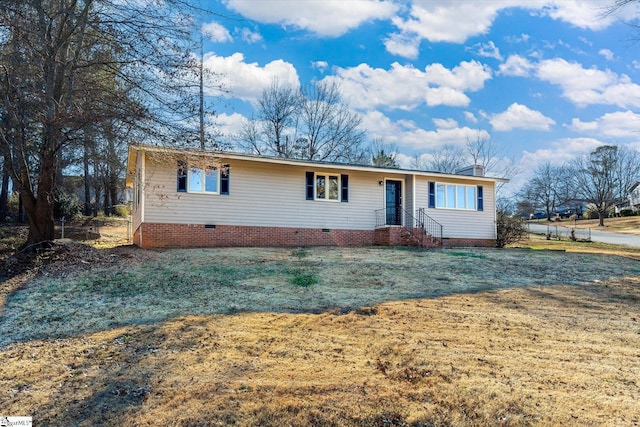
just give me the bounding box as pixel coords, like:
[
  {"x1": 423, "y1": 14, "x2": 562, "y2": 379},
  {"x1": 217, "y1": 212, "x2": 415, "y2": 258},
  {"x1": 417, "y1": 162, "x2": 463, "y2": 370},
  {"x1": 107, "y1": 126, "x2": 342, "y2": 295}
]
[
  {"x1": 417, "y1": 178, "x2": 495, "y2": 239},
  {"x1": 134, "y1": 150, "x2": 497, "y2": 239},
  {"x1": 141, "y1": 156, "x2": 389, "y2": 230}
]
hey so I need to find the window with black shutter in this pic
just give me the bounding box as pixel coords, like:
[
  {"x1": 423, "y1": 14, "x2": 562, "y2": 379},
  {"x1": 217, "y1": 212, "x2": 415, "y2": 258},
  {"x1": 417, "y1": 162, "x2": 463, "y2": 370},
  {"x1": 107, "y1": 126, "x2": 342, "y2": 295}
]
[
  {"x1": 220, "y1": 164, "x2": 230, "y2": 195},
  {"x1": 306, "y1": 171, "x2": 314, "y2": 200},
  {"x1": 428, "y1": 181, "x2": 435, "y2": 208},
  {"x1": 177, "y1": 161, "x2": 187, "y2": 192},
  {"x1": 341, "y1": 174, "x2": 349, "y2": 202}
]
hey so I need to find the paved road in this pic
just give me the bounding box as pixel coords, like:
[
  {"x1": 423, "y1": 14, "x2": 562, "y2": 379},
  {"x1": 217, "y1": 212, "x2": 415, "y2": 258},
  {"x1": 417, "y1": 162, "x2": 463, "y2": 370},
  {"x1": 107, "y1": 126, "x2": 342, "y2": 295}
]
[{"x1": 527, "y1": 222, "x2": 640, "y2": 248}]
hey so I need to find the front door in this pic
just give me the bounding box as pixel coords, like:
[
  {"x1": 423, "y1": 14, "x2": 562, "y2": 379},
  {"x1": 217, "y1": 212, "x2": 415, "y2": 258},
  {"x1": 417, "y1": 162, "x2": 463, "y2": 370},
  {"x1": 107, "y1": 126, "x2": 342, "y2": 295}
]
[{"x1": 385, "y1": 180, "x2": 402, "y2": 225}]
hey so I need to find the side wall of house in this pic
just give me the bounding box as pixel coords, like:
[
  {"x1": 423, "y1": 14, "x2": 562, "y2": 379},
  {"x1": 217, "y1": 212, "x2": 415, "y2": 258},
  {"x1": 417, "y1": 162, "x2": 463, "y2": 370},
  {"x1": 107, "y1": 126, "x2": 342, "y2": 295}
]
[
  {"x1": 133, "y1": 149, "x2": 497, "y2": 248},
  {"x1": 141, "y1": 154, "x2": 399, "y2": 230},
  {"x1": 414, "y1": 177, "x2": 497, "y2": 240},
  {"x1": 631, "y1": 186, "x2": 640, "y2": 209}
]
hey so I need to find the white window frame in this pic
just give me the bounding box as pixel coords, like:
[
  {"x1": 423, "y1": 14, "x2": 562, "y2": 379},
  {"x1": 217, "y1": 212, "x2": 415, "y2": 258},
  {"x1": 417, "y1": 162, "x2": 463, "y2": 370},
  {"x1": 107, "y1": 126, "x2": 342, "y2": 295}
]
[
  {"x1": 314, "y1": 173, "x2": 341, "y2": 202},
  {"x1": 435, "y1": 183, "x2": 477, "y2": 210},
  {"x1": 188, "y1": 165, "x2": 220, "y2": 194}
]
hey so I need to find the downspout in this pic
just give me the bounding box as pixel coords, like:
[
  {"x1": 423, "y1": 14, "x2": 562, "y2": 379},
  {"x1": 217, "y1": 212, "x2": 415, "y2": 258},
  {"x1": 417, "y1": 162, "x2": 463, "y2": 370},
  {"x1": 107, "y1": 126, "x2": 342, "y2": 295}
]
[
  {"x1": 412, "y1": 174, "x2": 416, "y2": 227},
  {"x1": 139, "y1": 150, "x2": 145, "y2": 248}
]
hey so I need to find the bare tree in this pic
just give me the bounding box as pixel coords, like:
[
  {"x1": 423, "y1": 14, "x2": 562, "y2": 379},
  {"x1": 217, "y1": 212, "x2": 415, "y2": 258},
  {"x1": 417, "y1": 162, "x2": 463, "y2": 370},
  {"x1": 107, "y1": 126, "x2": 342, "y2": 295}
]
[
  {"x1": 466, "y1": 130, "x2": 499, "y2": 172},
  {"x1": 428, "y1": 144, "x2": 465, "y2": 173},
  {"x1": 519, "y1": 162, "x2": 573, "y2": 220},
  {"x1": 0, "y1": 0, "x2": 211, "y2": 249},
  {"x1": 241, "y1": 80, "x2": 300, "y2": 158},
  {"x1": 297, "y1": 81, "x2": 367, "y2": 162},
  {"x1": 570, "y1": 145, "x2": 640, "y2": 226},
  {"x1": 369, "y1": 139, "x2": 399, "y2": 168},
  {"x1": 239, "y1": 79, "x2": 367, "y2": 163}
]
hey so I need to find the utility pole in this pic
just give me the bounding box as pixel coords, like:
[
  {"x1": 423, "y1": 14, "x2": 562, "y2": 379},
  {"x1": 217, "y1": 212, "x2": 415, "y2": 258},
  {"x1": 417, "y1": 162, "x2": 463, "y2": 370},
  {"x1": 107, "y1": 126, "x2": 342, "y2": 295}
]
[{"x1": 199, "y1": 31, "x2": 205, "y2": 150}]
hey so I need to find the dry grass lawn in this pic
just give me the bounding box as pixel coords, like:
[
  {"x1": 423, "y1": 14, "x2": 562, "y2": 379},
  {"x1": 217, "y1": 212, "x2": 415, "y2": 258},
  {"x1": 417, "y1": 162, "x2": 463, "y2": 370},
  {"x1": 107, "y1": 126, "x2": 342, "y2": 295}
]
[{"x1": 1, "y1": 223, "x2": 639, "y2": 426}]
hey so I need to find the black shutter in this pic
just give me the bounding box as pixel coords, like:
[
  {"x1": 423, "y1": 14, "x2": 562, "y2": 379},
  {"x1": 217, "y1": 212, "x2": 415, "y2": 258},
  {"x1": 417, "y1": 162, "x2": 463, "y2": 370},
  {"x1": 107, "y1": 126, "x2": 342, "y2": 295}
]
[
  {"x1": 220, "y1": 164, "x2": 230, "y2": 195},
  {"x1": 341, "y1": 174, "x2": 349, "y2": 202},
  {"x1": 477, "y1": 185, "x2": 484, "y2": 211},
  {"x1": 177, "y1": 161, "x2": 187, "y2": 192},
  {"x1": 428, "y1": 181, "x2": 435, "y2": 208},
  {"x1": 306, "y1": 171, "x2": 314, "y2": 200}
]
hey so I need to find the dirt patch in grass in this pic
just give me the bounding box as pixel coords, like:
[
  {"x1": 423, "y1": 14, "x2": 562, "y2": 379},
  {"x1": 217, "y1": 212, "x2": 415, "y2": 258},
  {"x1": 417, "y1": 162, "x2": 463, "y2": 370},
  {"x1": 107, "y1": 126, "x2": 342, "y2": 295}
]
[{"x1": 1, "y1": 243, "x2": 640, "y2": 426}]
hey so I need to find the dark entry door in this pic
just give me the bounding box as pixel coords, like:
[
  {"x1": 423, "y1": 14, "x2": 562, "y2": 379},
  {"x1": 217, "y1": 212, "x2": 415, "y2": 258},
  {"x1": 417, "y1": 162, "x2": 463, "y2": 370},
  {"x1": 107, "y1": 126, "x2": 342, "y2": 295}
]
[{"x1": 385, "y1": 180, "x2": 402, "y2": 225}]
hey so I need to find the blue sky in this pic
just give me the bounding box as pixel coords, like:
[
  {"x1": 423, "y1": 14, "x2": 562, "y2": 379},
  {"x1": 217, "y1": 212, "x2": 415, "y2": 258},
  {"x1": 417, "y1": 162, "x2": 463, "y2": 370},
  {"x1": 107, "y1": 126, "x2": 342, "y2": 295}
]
[{"x1": 197, "y1": 0, "x2": 640, "y2": 192}]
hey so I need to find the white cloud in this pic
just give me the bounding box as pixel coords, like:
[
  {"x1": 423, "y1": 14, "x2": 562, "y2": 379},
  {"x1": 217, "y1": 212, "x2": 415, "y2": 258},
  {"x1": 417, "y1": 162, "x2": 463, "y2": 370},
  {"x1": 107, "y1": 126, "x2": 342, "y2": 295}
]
[
  {"x1": 537, "y1": 1, "x2": 620, "y2": 30},
  {"x1": 567, "y1": 111, "x2": 640, "y2": 138},
  {"x1": 389, "y1": 2, "x2": 510, "y2": 44},
  {"x1": 202, "y1": 21, "x2": 232, "y2": 43},
  {"x1": 361, "y1": 111, "x2": 485, "y2": 151},
  {"x1": 499, "y1": 54, "x2": 535, "y2": 76},
  {"x1": 324, "y1": 60, "x2": 492, "y2": 111},
  {"x1": 536, "y1": 58, "x2": 640, "y2": 108},
  {"x1": 237, "y1": 27, "x2": 262, "y2": 44},
  {"x1": 202, "y1": 52, "x2": 300, "y2": 103},
  {"x1": 578, "y1": 36, "x2": 593, "y2": 46},
  {"x1": 505, "y1": 33, "x2": 530, "y2": 44},
  {"x1": 521, "y1": 137, "x2": 603, "y2": 165},
  {"x1": 383, "y1": 32, "x2": 421, "y2": 59},
  {"x1": 467, "y1": 41, "x2": 503, "y2": 60},
  {"x1": 567, "y1": 118, "x2": 598, "y2": 133},
  {"x1": 432, "y1": 118, "x2": 459, "y2": 129},
  {"x1": 214, "y1": 113, "x2": 248, "y2": 147},
  {"x1": 384, "y1": 1, "x2": 638, "y2": 56},
  {"x1": 490, "y1": 103, "x2": 555, "y2": 131},
  {"x1": 311, "y1": 61, "x2": 329, "y2": 73},
  {"x1": 464, "y1": 111, "x2": 478, "y2": 123},
  {"x1": 223, "y1": 0, "x2": 398, "y2": 37},
  {"x1": 598, "y1": 48, "x2": 614, "y2": 61}
]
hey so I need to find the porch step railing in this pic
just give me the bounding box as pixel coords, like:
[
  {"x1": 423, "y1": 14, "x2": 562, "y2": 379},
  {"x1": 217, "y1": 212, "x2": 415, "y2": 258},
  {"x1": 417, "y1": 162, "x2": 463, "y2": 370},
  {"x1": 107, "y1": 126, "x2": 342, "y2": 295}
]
[
  {"x1": 415, "y1": 208, "x2": 443, "y2": 246},
  {"x1": 375, "y1": 207, "x2": 443, "y2": 247}
]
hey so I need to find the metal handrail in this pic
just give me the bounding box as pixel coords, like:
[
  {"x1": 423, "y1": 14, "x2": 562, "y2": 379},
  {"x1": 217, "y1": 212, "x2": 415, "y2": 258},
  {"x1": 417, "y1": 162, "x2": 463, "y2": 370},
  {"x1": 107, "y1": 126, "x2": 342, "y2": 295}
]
[
  {"x1": 375, "y1": 207, "x2": 443, "y2": 246},
  {"x1": 415, "y1": 208, "x2": 443, "y2": 245}
]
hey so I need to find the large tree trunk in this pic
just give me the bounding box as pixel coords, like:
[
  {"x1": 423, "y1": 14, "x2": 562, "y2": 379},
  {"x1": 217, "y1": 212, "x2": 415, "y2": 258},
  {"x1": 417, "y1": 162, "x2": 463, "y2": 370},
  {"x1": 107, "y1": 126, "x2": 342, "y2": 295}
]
[
  {"x1": 0, "y1": 157, "x2": 9, "y2": 221},
  {"x1": 83, "y1": 137, "x2": 92, "y2": 216},
  {"x1": 20, "y1": 147, "x2": 57, "y2": 248}
]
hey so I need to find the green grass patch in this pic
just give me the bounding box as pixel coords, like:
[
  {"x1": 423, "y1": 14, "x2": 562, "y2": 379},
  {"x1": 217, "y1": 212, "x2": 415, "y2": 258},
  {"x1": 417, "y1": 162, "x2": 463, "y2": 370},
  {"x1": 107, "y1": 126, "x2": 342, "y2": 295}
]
[
  {"x1": 289, "y1": 270, "x2": 319, "y2": 287},
  {"x1": 445, "y1": 251, "x2": 488, "y2": 259}
]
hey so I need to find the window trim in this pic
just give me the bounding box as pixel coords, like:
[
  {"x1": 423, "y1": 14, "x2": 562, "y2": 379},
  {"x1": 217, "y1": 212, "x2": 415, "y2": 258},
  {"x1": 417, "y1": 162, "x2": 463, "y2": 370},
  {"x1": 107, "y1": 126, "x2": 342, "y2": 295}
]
[
  {"x1": 305, "y1": 171, "x2": 348, "y2": 202},
  {"x1": 177, "y1": 162, "x2": 230, "y2": 195},
  {"x1": 432, "y1": 182, "x2": 480, "y2": 211}
]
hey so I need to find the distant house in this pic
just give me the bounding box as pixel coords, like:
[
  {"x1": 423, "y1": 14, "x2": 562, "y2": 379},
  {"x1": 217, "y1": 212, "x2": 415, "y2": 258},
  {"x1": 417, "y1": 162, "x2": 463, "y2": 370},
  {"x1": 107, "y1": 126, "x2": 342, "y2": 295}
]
[
  {"x1": 125, "y1": 144, "x2": 506, "y2": 249},
  {"x1": 629, "y1": 180, "x2": 640, "y2": 212}
]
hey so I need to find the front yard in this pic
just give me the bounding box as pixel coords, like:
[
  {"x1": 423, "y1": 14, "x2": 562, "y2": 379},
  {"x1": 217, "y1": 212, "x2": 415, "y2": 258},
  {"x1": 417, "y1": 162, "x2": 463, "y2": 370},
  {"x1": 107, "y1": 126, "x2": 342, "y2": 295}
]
[{"x1": 1, "y1": 236, "x2": 639, "y2": 426}]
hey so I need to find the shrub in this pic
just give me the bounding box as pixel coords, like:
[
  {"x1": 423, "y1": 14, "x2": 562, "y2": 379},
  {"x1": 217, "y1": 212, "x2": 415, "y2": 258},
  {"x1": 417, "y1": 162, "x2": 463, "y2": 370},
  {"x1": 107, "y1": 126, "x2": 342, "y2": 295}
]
[
  {"x1": 54, "y1": 190, "x2": 83, "y2": 219},
  {"x1": 496, "y1": 210, "x2": 526, "y2": 248},
  {"x1": 112, "y1": 204, "x2": 130, "y2": 217},
  {"x1": 584, "y1": 208, "x2": 599, "y2": 220},
  {"x1": 619, "y1": 208, "x2": 637, "y2": 217}
]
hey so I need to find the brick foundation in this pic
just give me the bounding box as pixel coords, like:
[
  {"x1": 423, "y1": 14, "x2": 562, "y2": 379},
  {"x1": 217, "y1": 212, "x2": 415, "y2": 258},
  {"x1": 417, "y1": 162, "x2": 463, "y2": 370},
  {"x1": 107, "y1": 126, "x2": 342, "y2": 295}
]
[
  {"x1": 137, "y1": 223, "x2": 376, "y2": 249},
  {"x1": 134, "y1": 223, "x2": 496, "y2": 249}
]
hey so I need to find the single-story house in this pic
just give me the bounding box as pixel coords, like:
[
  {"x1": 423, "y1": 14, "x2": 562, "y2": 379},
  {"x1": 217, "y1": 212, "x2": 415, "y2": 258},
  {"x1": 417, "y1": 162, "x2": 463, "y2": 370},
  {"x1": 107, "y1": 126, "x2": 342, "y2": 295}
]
[
  {"x1": 629, "y1": 180, "x2": 640, "y2": 212},
  {"x1": 125, "y1": 144, "x2": 506, "y2": 249}
]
